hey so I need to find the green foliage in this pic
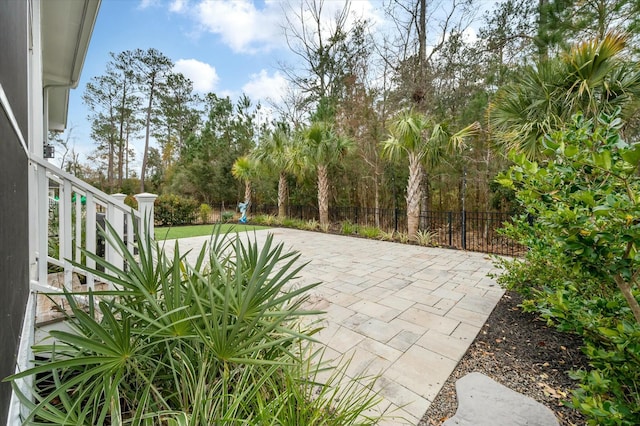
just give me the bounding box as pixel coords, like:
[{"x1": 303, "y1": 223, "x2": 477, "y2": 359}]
[
  {"x1": 198, "y1": 203, "x2": 212, "y2": 223},
  {"x1": 221, "y1": 210, "x2": 235, "y2": 222},
  {"x1": 415, "y1": 230, "x2": 438, "y2": 247},
  {"x1": 303, "y1": 219, "x2": 319, "y2": 231},
  {"x1": 359, "y1": 226, "x2": 381, "y2": 239},
  {"x1": 396, "y1": 232, "x2": 410, "y2": 244},
  {"x1": 124, "y1": 194, "x2": 138, "y2": 210},
  {"x1": 7, "y1": 224, "x2": 382, "y2": 424},
  {"x1": 340, "y1": 220, "x2": 356, "y2": 235},
  {"x1": 378, "y1": 230, "x2": 396, "y2": 241},
  {"x1": 496, "y1": 111, "x2": 640, "y2": 424},
  {"x1": 154, "y1": 194, "x2": 199, "y2": 226}
]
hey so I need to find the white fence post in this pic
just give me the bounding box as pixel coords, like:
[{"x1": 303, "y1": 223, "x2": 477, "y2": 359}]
[
  {"x1": 109, "y1": 193, "x2": 127, "y2": 271},
  {"x1": 135, "y1": 193, "x2": 157, "y2": 240}
]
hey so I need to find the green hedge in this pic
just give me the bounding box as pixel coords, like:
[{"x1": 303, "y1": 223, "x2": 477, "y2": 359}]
[{"x1": 154, "y1": 194, "x2": 199, "y2": 226}]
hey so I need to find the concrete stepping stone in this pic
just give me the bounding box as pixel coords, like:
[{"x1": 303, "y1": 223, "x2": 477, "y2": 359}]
[{"x1": 443, "y1": 372, "x2": 559, "y2": 426}]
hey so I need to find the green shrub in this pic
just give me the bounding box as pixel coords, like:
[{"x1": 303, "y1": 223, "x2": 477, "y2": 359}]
[
  {"x1": 221, "y1": 210, "x2": 234, "y2": 222},
  {"x1": 416, "y1": 229, "x2": 437, "y2": 246},
  {"x1": 154, "y1": 194, "x2": 199, "y2": 226},
  {"x1": 497, "y1": 111, "x2": 640, "y2": 425},
  {"x1": 198, "y1": 203, "x2": 212, "y2": 224},
  {"x1": 378, "y1": 230, "x2": 395, "y2": 241},
  {"x1": 252, "y1": 214, "x2": 279, "y2": 226},
  {"x1": 7, "y1": 223, "x2": 382, "y2": 424},
  {"x1": 124, "y1": 194, "x2": 138, "y2": 210},
  {"x1": 303, "y1": 219, "x2": 319, "y2": 231},
  {"x1": 341, "y1": 220, "x2": 356, "y2": 235},
  {"x1": 359, "y1": 226, "x2": 381, "y2": 239}
]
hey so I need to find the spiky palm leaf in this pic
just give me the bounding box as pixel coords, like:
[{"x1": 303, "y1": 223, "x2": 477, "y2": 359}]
[
  {"x1": 382, "y1": 109, "x2": 479, "y2": 237},
  {"x1": 490, "y1": 33, "x2": 640, "y2": 159}
]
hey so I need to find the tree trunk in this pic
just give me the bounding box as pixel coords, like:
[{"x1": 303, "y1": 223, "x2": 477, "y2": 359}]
[
  {"x1": 244, "y1": 180, "x2": 252, "y2": 206},
  {"x1": 278, "y1": 172, "x2": 287, "y2": 218},
  {"x1": 407, "y1": 153, "x2": 423, "y2": 238},
  {"x1": 317, "y1": 165, "x2": 330, "y2": 225},
  {"x1": 140, "y1": 74, "x2": 156, "y2": 193}
]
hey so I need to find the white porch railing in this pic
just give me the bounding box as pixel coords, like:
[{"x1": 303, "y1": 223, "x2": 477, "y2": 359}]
[{"x1": 30, "y1": 156, "x2": 156, "y2": 294}]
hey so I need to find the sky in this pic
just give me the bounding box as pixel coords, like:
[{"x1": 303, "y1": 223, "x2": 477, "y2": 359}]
[
  {"x1": 63, "y1": 0, "x2": 387, "y2": 168},
  {"x1": 63, "y1": 0, "x2": 495, "y2": 170}
]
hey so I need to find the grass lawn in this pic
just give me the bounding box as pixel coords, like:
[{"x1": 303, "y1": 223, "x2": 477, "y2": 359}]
[{"x1": 155, "y1": 223, "x2": 269, "y2": 240}]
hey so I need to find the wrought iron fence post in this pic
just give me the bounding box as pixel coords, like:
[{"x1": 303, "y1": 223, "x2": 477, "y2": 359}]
[
  {"x1": 448, "y1": 211, "x2": 452, "y2": 246},
  {"x1": 394, "y1": 208, "x2": 399, "y2": 232},
  {"x1": 461, "y1": 210, "x2": 467, "y2": 250}
]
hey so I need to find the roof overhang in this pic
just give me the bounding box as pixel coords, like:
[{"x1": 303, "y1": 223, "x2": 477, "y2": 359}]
[{"x1": 41, "y1": 0, "x2": 101, "y2": 131}]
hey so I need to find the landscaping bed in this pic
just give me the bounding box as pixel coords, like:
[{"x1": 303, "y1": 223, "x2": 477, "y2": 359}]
[{"x1": 419, "y1": 290, "x2": 589, "y2": 426}]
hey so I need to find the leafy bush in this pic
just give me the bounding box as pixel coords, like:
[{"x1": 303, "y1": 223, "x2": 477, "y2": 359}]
[
  {"x1": 497, "y1": 111, "x2": 640, "y2": 425},
  {"x1": 359, "y1": 226, "x2": 381, "y2": 239},
  {"x1": 252, "y1": 214, "x2": 279, "y2": 226},
  {"x1": 124, "y1": 194, "x2": 138, "y2": 210},
  {"x1": 378, "y1": 230, "x2": 395, "y2": 241},
  {"x1": 396, "y1": 232, "x2": 410, "y2": 243},
  {"x1": 154, "y1": 194, "x2": 198, "y2": 226},
  {"x1": 303, "y1": 219, "x2": 319, "y2": 231},
  {"x1": 221, "y1": 210, "x2": 234, "y2": 222},
  {"x1": 341, "y1": 220, "x2": 356, "y2": 235},
  {"x1": 7, "y1": 223, "x2": 382, "y2": 424},
  {"x1": 198, "y1": 203, "x2": 212, "y2": 224},
  {"x1": 416, "y1": 229, "x2": 438, "y2": 246}
]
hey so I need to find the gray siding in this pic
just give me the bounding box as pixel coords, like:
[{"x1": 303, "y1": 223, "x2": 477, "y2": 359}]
[{"x1": 0, "y1": 1, "x2": 30, "y2": 423}]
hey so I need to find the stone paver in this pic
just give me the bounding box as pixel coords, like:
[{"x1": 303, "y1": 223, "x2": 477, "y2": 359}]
[
  {"x1": 443, "y1": 372, "x2": 559, "y2": 426},
  {"x1": 168, "y1": 228, "x2": 504, "y2": 425}
]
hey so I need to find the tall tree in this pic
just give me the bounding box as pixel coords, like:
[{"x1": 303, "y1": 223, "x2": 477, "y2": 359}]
[
  {"x1": 132, "y1": 48, "x2": 173, "y2": 192},
  {"x1": 171, "y1": 94, "x2": 259, "y2": 203},
  {"x1": 281, "y1": 0, "x2": 371, "y2": 117},
  {"x1": 302, "y1": 121, "x2": 354, "y2": 225},
  {"x1": 110, "y1": 50, "x2": 140, "y2": 188},
  {"x1": 83, "y1": 73, "x2": 120, "y2": 191},
  {"x1": 381, "y1": 109, "x2": 479, "y2": 238},
  {"x1": 232, "y1": 156, "x2": 259, "y2": 207},
  {"x1": 155, "y1": 73, "x2": 201, "y2": 170},
  {"x1": 252, "y1": 123, "x2": 295, "y2": 218}
]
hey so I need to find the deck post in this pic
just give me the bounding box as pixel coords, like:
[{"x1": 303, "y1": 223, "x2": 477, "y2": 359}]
[{"x1": 135, "y1": 193, "x2": 158, "y2": 240}]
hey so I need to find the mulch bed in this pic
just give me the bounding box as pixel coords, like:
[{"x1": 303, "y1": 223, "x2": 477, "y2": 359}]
[{"x1": 418, "y1": 290, "x2": 590, "y2": 426}]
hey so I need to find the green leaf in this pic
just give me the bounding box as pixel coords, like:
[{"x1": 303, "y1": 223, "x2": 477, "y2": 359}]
[
  {"x1": 593, "y1": 151, "x2": 612, "y2": 170},
  {"x1": 621, "y1": 145, "x2": 640, "y2": 167}
]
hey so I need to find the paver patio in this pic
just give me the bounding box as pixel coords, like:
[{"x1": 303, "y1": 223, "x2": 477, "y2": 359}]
[{"x1": 166, "y1": 228, "x2": 504, "y2": 425}]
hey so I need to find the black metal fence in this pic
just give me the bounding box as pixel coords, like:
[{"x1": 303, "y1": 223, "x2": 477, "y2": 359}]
[
  {"x1": 194, "y1": 203, "x2": 522, "y2": 257},
  {"x1": 236, "y1": 204, "x2": 524, "y2": 257}
]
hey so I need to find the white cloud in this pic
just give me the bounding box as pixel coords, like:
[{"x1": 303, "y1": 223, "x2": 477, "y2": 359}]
[
  {"x1": 173, "y1": 59, "x2": 219, "y2": 93},
  {"x1": 242, "y1": 69, "x2": 288, "y2": 105},
  {"x1": 138, "y1": 0, "x2": 159, "y2": 10},
  {"x1": 173, "y1": 1, "x2": 383, "y2": 55},
  {"x1": 169, "y1": 0, "x2": 186, "y2": 13},
  {"x1": 191, "y1": 0, "x2": 282, "y2": 53}
]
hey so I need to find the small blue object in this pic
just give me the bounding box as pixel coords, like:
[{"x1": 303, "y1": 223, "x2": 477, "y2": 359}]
[{"x1": 238, "y1": 201, "x2": 249, "y2": 223}]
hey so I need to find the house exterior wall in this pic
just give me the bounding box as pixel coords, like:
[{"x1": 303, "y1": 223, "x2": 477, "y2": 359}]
[{"x1": 0, "y1": 1, "x2": 31, "y2": 423}]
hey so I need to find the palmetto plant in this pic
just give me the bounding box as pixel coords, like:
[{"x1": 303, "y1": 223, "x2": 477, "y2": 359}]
[
  {"x1": 303, "y1": 121, "x2": 355, "y2": 226},
  {"x1": 7, "y1": 223, "x2": 381, "y2": 425},
  {"x1": 231, "y1": 155, "x2": 259, "y2": 206},
  {"x1": 381, "y1": 109, "x2": 479, "y2": 239},
  {"x1": 489, "y1": 33, "x2": 640, "y2": 159},
  {"x1": 252, "y1": 123, "x2": 295, "y2": 219}
]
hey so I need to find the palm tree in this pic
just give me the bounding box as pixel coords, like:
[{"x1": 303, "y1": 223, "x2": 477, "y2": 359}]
[
  {"x1": 303, "y1": 122, "x2": 354, "y2": 226},
  {"x1": 252, "y1": 124, "x2": 293, "y2": 218},
  {"x1": 489, "y1": 33, "x2": 640, "y2": 158},
  {"x1": 231, "y1": 155, "x2": 258, "y2": 207},
  {"x1": 382, "y1": 109, "x2": 479, "y2": 238}
]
